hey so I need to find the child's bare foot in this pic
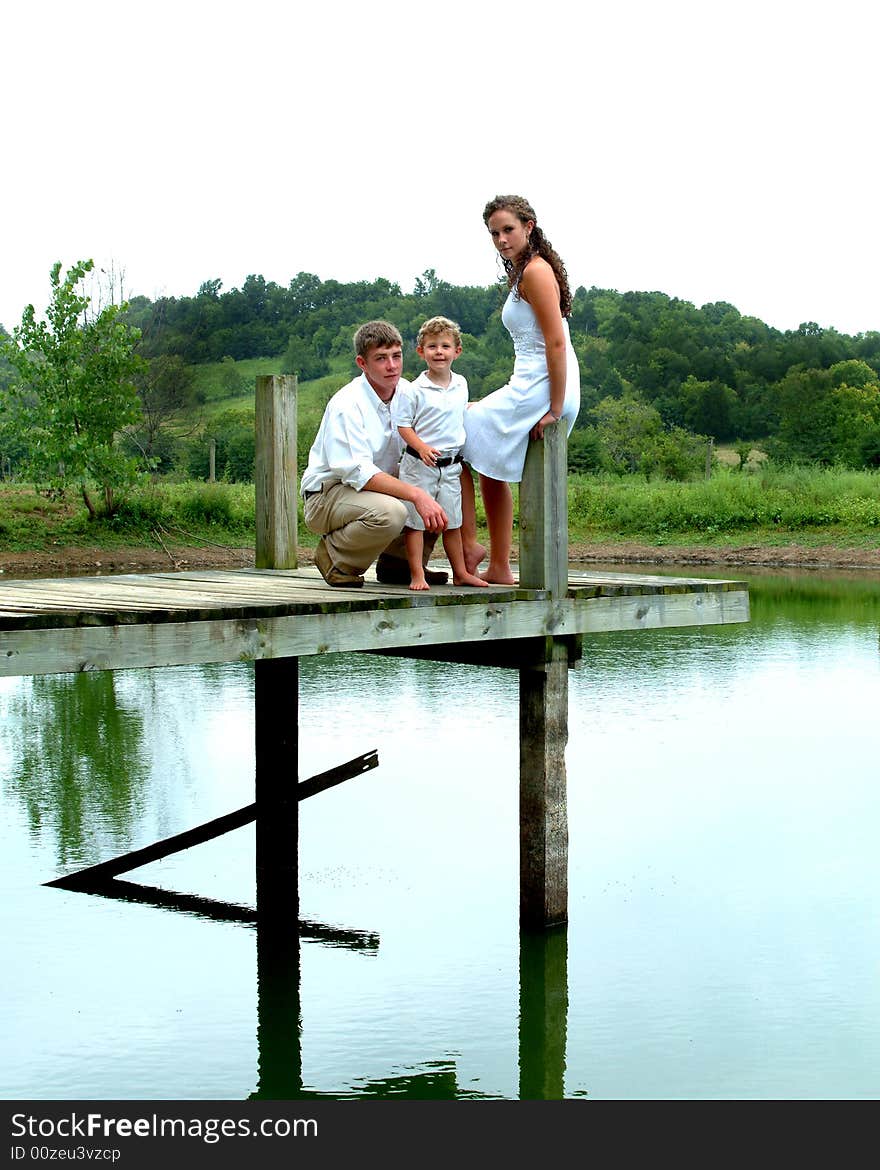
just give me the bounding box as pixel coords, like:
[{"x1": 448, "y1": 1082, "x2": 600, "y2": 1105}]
[
  {"x1": 479, "y1": 561, "x2": 516, "y2": 585},
  {"x1": 464, "y1": 541, "x2": 487, "y2": 575},
  {"x1": 409, "y1": 576, "x2": 430, "y2": 591},
  {"x1": 452, "y1": 571, "x2": 489, "y2": 587}
]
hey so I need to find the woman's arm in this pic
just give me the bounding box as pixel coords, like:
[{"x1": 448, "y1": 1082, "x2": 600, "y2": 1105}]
[{"x1": 519, "y1": 258, "x2": 567, "y2": 440}]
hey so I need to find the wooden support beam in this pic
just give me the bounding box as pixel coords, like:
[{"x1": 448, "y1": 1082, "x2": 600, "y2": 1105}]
[
  {"x1": 518, "y1": 425, "x2": 568, "y2": 599},
  {"x1": 254, "y1": 652, "x2": 301, "y2": 1098},
  {"x1": 519, "y1": 636, "x2": 569, "y2": 929},
  {"x1": 255, "y1": 374, "x2": 298, "y2": 570},
  {"x1": 0, "y1": 586, "x2": 750, "y2": 678},
  {"x1": 46, "y1": 749, "x2": 378, "y2": 889},
  {"x1": 518, "y1": 426, "x2": 571, "y2": 927},
  {"x1": 255, "y1": 656, "x2": 299, "y2": 926},
  {"x1": 367, "y1": 635, "x2": 583, "y2": 671}
]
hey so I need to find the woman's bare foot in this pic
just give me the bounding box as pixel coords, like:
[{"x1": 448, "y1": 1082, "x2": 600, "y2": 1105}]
[
  {"x1": 409, "y1": 576, "x2": 430, "y2": 591},
  {"x1": 452, "y1": 571, "x2": 489, "y2": 587},
  {"x1": 479, "y1": 561, "x2": 516, "y2": 585},
  {"x1": 464, "y1": 541, "x2": 487, "y2": 575}
]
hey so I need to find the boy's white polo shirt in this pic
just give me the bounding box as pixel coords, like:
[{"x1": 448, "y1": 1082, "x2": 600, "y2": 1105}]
[
  {"x1": 301, "y1": 372, "x2": 407, "y2": 494},
  {"x1": 391, "y1": 370, "x2": 468, "y2": 452}
]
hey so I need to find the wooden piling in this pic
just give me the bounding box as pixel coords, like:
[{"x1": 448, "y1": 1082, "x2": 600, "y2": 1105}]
[
  {"x1": 255, "y1": 374, "x2": 298, "y2": 570},
  {"x1": 255, "y1": 656, "x2": 300, "y2": 926},
  {"x1": 518, "y1": 425, "x2": 568, "y2": 599},
  {"x1": 517, "y1": 426, "x2": 570, "y2": 928},
  {"x1": 519, "y1": 638, "x2": 569, "y2": 928}
]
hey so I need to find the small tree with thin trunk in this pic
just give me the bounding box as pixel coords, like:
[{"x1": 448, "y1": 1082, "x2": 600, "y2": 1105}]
[{"x1": 0, "y1": 259, "x2": 144, "y2": 517}]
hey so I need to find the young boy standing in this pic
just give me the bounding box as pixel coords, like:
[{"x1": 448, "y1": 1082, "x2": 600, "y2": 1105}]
[{"x1": 393, "y1": 317, "x2": 488, "y2": 591}]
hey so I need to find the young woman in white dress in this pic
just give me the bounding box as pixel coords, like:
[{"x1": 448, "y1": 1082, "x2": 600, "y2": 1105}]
[{"x1": 461, "y1": 195, "x2": 580, "y2": 584}]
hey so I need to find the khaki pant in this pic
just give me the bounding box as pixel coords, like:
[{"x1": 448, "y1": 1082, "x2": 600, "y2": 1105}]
[{"x1": 303, "y1": 483, "x2": 409, "y2": 577}]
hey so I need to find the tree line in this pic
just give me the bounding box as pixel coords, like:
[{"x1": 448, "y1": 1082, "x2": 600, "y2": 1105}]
[
  {"x1": 125, "y1": 267, "x2": 880, "y2": 463},
  {"x1": 1, "y1": 261, "x2": 879, "y2": 514}
]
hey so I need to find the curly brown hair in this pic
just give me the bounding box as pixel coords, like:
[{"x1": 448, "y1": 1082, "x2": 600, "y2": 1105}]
[{"x1": 482, "y1": 195, "x2": 572, "y2": 317}]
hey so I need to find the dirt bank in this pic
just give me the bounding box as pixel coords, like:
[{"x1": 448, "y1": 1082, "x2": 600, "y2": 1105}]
[{"x1": 2, "y1": 539, "x2": 879, "y2": 578}]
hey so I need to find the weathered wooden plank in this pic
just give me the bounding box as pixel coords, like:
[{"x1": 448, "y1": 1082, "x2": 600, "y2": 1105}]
[
  {"x1": 0, "y1": 588, "x2": 749, "y2": 677},
  {"x1": 518, "y1": 427, "x2": 568, "y2": 598},
  {"x1": 0, "y1": 576, "x2": 744, "y2": 625},
  {"x1": 255, "y1": 374, "x2": 298, "y2": 570},
  {"x1": 520, "y1": 638, "x2": 568, "y2": 928}
]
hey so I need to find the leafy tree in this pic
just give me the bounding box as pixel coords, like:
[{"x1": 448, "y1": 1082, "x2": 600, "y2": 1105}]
[
  {"x1": 773, "y1": 366, "x2": 836, "y2": 463},
  {"x1": 132, "y1": 353, "x2": 200, "y2": 463},
  {"x1": 831, "y1": 380, "x2": 880, "y2": 467},
  {"x1": 592, "y1": 395, "x2": 664, "y2": 474},
  {"x1": 0, "y1": 259, "x2": 143, "y2": 516},
  {"x1": 774, "y1": 359, "x2": 880, "y2": 466},
  {"x1": 185, "y1": 408, "x2": 255, "y2": 482},
  {"x1": 734, "y1": 440, "x2": 754, "y2": 471},
  {"x1": 591, "y1": 395, "x2": 706, "y2": 480},
  {"x1": 281, "y1": 334, "x2": 329, "y2": 381},
  {"x1": 679, "y1": 375, "x2": 738, "y2": 440},
  {"x1": 219, "y1": 355, "x2": 247, "y2": 397},
  {"x1": 567, "y1": 426, "x2": 605, "y2": 472}
]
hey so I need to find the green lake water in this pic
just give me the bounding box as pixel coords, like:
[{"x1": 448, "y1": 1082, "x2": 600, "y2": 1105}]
[{"x1": 2, "y1": 567, "x2": 879, "y2": 1100}]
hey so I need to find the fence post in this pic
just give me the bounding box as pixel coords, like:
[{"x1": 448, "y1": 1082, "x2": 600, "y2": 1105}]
[{"x1": 255, "y1": 374, "x2": 298, "y2": 570}]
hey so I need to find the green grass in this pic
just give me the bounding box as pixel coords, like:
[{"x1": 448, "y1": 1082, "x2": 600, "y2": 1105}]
[
  {"x1": 2, "y1": 463, "x2": 878, "y2": 558},
  {"x1": 566, "y1": 466, "x2": 880, "y2": 542},
  {"x1": 192, "y1": 357, "x2": 285, "y2": 403}
]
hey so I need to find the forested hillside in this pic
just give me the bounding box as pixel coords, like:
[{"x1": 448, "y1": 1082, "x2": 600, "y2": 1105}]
[
  {"x1": 4, "y1": 266, "x2": 880, "y2": 488},
  {"x1": 126, "y1": 269, "x2": 880, "y2": 463}
]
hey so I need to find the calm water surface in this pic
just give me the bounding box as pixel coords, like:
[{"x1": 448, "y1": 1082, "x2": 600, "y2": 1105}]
[{"x1": 2, "y1": 567, "x2": 879, "y2": 1100}]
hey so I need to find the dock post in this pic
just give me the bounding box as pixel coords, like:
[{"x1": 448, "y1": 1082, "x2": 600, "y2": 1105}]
[
  {"x1": 518, "y1": 425, "x2": 569, "y2": 928},
  {"x1": 252, "y1": 650, "x2": 301, "y2": 1071},
  {"x1": 519, "y1": 423, "x2": 569, "y2": 598},
  {"x1": 253, "y1": 376, "x2": 301, "y2": 1092},
  {"x1": 255, "y1": 374, "x2": 298, "y2": 569}
]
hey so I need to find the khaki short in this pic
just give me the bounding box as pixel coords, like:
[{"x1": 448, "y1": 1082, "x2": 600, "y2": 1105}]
[{"x1": 398, "y1": 450, "x2": 463, "y2": 530}]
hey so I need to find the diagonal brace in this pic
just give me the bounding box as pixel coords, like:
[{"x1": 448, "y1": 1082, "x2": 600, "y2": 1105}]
[{"x1": 46, "y1": 748, "x2": 378, "y2": 890}]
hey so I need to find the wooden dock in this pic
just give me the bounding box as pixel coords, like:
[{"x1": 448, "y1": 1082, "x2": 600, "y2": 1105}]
[
  {"x1": 0, "y1": 564, "x2": 748, "y2": 677},
  {"x1": 1, "y1": 375, "x2": 750, "y2": 933}
]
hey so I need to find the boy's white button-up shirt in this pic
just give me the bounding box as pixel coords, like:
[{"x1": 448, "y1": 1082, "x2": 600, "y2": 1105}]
[
  {"x1": 392, "y1": 370, "x2": 468, "y2": 452},
  {"x1": 300, "y1": 373, "x2": 407, "y2": 495}
]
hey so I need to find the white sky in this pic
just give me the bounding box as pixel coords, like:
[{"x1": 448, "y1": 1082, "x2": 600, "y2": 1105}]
[{"x1": 2, "y1": 0, "x2": 877, "y2": 337}]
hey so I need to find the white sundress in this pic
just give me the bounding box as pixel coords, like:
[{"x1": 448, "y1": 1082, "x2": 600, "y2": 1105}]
[{"x1": 462, "y1": 289, "x2": 580, "y2": 483}]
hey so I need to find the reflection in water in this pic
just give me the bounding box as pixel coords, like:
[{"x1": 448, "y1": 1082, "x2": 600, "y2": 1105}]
[
  {"x1": 253, "y1": 920, "x2": 564, "y2": 1100},
  {"x1": 4, "y1": 566, "x2": 880, "y2": 1098},
  {"x1": 519, "y1": 926, "x2": 568, "y2": 1100},
  {"x1": 57, "y1": 863, "x2": 567, "y2": 1100},
  {"x1": 3, "y1": 673, "x2": 148, "y2": 865}
]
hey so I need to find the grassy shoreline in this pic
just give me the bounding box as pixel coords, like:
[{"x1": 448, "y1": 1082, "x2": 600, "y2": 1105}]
[{"x1": 1, "y1": 469, "x2": 878, "y2": 574}]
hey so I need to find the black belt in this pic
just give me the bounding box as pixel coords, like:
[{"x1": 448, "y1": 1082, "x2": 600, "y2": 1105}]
[
  {"x1": 303, "y1": 487, "x2": 323, "y2": 498},
  {"x1": 405, "y1": 446, "x2": 463, "y2": 468}
]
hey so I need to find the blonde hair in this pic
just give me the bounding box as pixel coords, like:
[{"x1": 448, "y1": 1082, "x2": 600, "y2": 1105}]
[
  {"x1": 353, "y1": 320, "x2": 403, "y2": 357},
  {"x1": 417, "y1": 315, "x2": 462, "y2": 349}
]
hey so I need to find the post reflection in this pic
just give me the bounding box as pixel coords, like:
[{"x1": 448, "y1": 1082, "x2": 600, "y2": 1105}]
[
  {"x1": 252, "y1": 916, "x2": 569, "y2": 1100},
  {"x1": 519, "y1": 925, "x2": 568, "y2": 1100}
]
